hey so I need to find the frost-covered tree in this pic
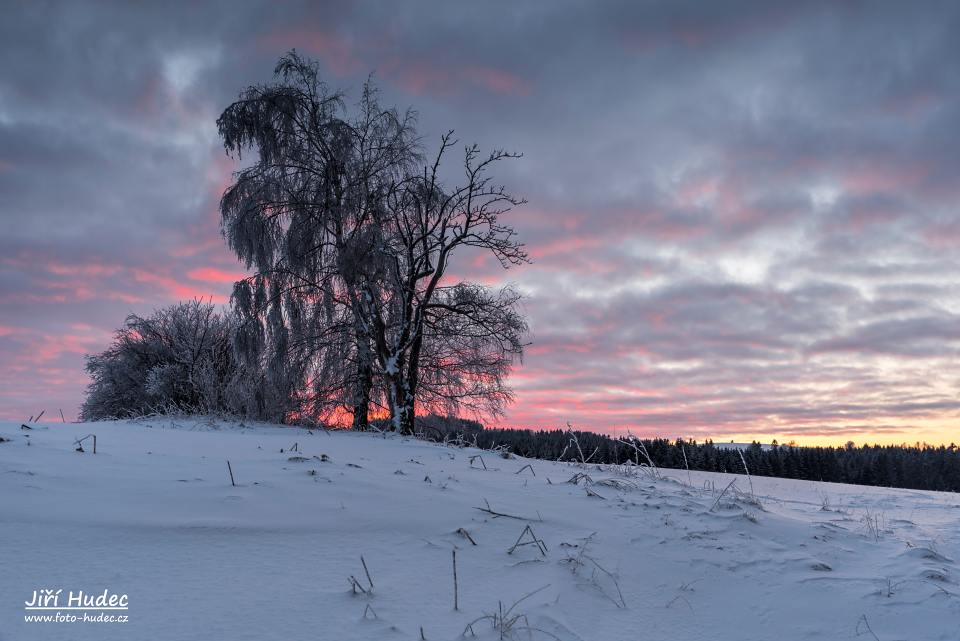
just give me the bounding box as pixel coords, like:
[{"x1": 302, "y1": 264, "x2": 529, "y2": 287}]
[
  {"x1": 354, "y1": 137, "x2": 528, "y2": 433},
  {"x1": 217, "y1": 52, "x2": 528, "y2": 433},
  {"x1": 415, "y1": 283, "x2": 527, "y2": 419},
  {"x1": 81, "y1": 300, "x2": 292, "y2": 421},
  {"x1": 218, "y1": 52, "x2": 417, "y2": 428}
]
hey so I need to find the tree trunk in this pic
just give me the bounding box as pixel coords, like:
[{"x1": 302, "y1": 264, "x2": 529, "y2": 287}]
[
  {"x1": 351, "y1": 326, "x2": 373, "y2": 430},
  {"x1": 387, "y1": 372, "x2": 415, "y2": 434},
  {"x1": 399, "y1": 389, "x2": 415, "y2": 435}
]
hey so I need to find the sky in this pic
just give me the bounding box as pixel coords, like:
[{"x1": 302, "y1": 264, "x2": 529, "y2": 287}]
[{"x1": 2, "y1": 1, "x2": 960, "y2": 445}]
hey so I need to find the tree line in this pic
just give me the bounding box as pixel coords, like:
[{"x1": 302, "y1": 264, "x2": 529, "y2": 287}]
[{"x1": 452, "y1": 427, "x2": 960, "y2": 493}]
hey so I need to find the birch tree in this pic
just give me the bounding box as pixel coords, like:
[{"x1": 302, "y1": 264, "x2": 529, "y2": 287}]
[
  {"x1": 217, "y1": 52, "x2": 528, "y2": 432},
  {"x1": 353, "y1": 137, "x2": 528, "y2": 433},
  {"x1": 218, "y1": 52, "x2": 416, "y2": 428}
]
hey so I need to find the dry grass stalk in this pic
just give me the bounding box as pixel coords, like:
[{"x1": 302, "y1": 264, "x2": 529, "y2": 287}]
[
  {"x1": 585, "y1": 486, "x2": 607, "y2": 500},
  {"x1": 462, "y1": 585, "x2": 552, "y2": 640},
  {"x1": 507, "y1": 525, "x2": 548, "y2": 556},
  {"x1": 566, "y1": 472, "x2": 594, "y2": 485},
  {"x1": 475, "y1": 498, "x2": 531, "y2": 521},
  {"x1": 452, "y1": 549, "x2": 459, "y2": 610},
  {"x1": 737, "y1": 449, "x2": 755, "y2": 497},
  {"x1": 74, "y1": 433, "x2": 97, "y2": 454},
  {"x1": 456, "y1": 527, "x2": 478, "y2": 545},
  {"x1": 709, "y1": 478, "x2": 738, "y2": 512}
]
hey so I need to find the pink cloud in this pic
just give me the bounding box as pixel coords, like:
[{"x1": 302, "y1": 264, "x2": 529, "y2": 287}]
[
  {"x1": 257, "y1": 28, "x2": 530, "y2": 99},
  {"x1": 170, "y1": 237, "x2": 224, "y2": 258},
  {"x1": 187, "y1": 267, "x2": 246, "y2": 283},
  {"x1": 133, "y1": 269, "x2": 228, "y2": 302},
  {"x1": 46, "y1": 262, "x2": 123, "y2": 277},
  {"x1": 922, "y1": 221, "x2": 960, "y2": 249},
  {"x1": 257, "y1": 28, "x2": 364, "y2": 76},
  {"x1": 528, "y1": 236, "x2": 605, "y2": 260},
  {"x1": 842, "y1": 165, "x2": 929, "y2": 196},
  {"x1": 464, "y1": 66, "x2": 531, "y2": 97}
]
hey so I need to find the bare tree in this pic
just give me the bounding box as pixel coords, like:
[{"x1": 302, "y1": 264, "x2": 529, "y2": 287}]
[
  {"x1": 217, "y1": 52, "x2": 528, "y2": 432},
  {"x1": 416, "y1": 283, "x2": 527, "y2": 419},
  {"x1": 352, "y1": 136, "x2": 528, "y2": 433}
]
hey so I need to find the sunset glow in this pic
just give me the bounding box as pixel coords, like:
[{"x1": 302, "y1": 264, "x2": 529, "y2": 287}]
[{"x1": 2, "y1": 3, "x2": 960, "y2": 446}]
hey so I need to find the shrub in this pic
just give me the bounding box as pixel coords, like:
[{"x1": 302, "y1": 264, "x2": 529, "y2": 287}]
[{"x1": 81, "y1": 300, "x2": 291, "y2": 422}]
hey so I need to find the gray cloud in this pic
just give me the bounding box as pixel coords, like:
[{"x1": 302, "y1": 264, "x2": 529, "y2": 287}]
[{"x1": 2, "y1": 1, "x2": 960, "y2": 443}]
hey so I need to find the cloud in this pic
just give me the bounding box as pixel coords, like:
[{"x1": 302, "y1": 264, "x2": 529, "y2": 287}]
[{"x1": 2, "y1": 1, "x2": 960, "y2": 444}]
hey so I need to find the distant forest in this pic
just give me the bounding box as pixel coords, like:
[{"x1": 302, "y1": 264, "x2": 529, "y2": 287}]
[{"x1": 413, "y1": 420, "x2": 960, "y2": 493}]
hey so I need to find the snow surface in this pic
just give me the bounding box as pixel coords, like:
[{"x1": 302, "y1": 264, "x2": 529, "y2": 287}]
[{"x1": 1, "y1": 418, "x2": 959, "y2": 641}]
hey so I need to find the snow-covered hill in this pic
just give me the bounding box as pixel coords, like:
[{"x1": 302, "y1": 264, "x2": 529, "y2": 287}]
[{"x1": 1, "y1": 418, "x2": 958, "y2": 641}]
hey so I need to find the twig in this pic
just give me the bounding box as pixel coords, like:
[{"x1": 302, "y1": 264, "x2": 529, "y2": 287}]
[
  {"x1": 35, "y1": 410, "x2": 44, "y2": 422},
  {"x1": 515, "y1": 463, "x2": 535, "y2": 476},
  {"x1": 59, "y1": 409, "x2": 66, "y2": 423},
  {"x1": 468, "y1": 454, "x2": 487, "y2": 470},
  {"x1": 227, "y1": 460, "x2": 236, "y2": 487}
]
